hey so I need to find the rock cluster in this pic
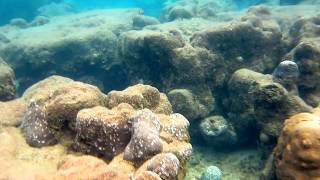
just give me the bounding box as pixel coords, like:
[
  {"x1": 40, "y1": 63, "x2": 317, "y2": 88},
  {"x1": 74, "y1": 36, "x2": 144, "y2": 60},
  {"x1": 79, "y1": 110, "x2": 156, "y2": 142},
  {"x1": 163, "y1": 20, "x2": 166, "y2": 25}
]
[{"x1": 0, "y1": 76, "x2": 192, "y2": 180}]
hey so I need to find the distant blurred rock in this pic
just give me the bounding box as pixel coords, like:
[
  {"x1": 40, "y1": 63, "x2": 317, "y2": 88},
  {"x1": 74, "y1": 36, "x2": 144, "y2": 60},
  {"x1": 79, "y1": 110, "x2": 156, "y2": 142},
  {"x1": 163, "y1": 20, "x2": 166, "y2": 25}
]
[
  {"x1": 9, "y1": 18, "x2": 28, "y2": 28},
  {"x1": 0, "y1": 57, "x2": 16, "y2": 101},
  {"x1": 133, "y1": 15, "x2": 160, "y2": 29},
  {"x1": 29, "y1": 16, "x2": 50, "y2": 27}
]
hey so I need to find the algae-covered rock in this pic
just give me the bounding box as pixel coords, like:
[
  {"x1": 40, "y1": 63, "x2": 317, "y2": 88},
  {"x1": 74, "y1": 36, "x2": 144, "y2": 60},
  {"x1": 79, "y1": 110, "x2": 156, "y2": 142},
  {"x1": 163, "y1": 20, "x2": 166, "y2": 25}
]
[
  {"x1": 199, "y1": 116, "x2": 237, "y2": 148},
  {"x1": 226, "y1": 68, "x2": 312, "y2": 145},
  {"x1": 0, "y1": 57, "x2": 15, "y2": 101}
]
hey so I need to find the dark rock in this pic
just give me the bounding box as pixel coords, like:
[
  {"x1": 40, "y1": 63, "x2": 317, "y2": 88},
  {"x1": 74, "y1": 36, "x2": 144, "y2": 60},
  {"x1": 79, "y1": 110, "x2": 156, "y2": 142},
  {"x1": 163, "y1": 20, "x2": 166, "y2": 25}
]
[
  {"x1": 133, "y1": 15, "x2": 160, "y2": 29},
  {"x1": 74, "y1": 104, "x2": 134, "y2": 159},
  {"x1": 21, "y1": 100, "x2": 57, "y2": 147},
  {"x1": 124, "y1": 109, "x2": 163, "y2": 163}
]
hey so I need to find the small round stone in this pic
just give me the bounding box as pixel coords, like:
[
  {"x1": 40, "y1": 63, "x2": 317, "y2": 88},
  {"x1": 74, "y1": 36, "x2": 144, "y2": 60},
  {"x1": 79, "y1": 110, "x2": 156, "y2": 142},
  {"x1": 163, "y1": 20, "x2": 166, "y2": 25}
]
[{"x1": 200, "y1": 166, "x2": 222, "y2": 180}]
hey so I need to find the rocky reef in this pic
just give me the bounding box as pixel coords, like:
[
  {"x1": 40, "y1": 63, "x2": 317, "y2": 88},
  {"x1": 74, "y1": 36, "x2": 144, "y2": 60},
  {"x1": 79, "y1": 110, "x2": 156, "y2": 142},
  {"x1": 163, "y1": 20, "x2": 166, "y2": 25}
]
[{"x1": 0, "y1": 76, "x2": 192, "y2": 180}]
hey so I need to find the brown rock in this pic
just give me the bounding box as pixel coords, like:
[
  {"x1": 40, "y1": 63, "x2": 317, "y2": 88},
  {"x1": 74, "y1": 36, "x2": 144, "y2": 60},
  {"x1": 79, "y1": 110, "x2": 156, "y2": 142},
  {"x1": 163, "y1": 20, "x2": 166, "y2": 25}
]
[
  {"x1": 74, "y1": 104, "x2": 135, "y2": 159},
  {"x1": 106, "y1": 84, "x2": 172, "y2": 115},
  {"x1": 0, "y1": 98, "x2": 27, "y2": 126},
  {"x1": 274, "y1": 110, "x2": 320, "y2": 179}
]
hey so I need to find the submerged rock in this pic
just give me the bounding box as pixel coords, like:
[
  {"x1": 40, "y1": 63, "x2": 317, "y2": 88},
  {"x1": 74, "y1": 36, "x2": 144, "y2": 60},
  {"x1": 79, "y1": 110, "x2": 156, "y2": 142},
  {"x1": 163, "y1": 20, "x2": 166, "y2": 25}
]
[
  {"x1": 200, "y1": 166, "x2": 222, "y2": 180},
  {"x1": 0, "y1": 57, "x2": 16, "y2": 101},
  {"x1": 133, "y1": 15, "x2": 160, "y2": 29},
  {"x1": 75, "y1": 104, "x2": 134, "y2": 159},
  {"x1": 124, "y1": 109, "x2": 163, "y2": 163},
  {"x1": 274, "y1": 109, "x2": 320, "y2": 179},
  {"x1": 21, "y1": 100, "x2": 57, "y2": 147},
  {"x1": 199, "y1": 116, "x2": 237, "y2": 148},
  {"x1": 146, "y1": 153, "x2": 180, "y2": 180},
  {"x1": 272, "y1": 60, "x2": 300, "y2": 95}
]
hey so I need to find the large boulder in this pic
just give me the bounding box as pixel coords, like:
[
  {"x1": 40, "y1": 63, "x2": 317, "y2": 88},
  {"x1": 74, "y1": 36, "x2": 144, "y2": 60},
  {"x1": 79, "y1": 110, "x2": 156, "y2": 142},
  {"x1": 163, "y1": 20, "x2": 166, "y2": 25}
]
[
  {"x1": 0, "y1": 57, "x2": 15, "y2": 101},
  {"x1": 191, "y1": 6, "x2": 285, "y2": 85},
  {"x1": 0, "y1": 99, "x2": 26, "y2": 127},
  {"x1": 20, "y1": 75, "x2": 108, "y2": 147},
  {"x1": 283, "y1": 15, "x2": 320, "y2": 106}
]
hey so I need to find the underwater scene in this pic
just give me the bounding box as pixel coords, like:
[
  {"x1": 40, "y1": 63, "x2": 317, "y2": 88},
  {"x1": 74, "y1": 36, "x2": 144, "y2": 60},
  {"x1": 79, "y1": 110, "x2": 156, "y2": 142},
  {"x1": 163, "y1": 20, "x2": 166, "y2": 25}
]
[{"x1": 0, "y1": 0, "x2": 320, "y2": 179}]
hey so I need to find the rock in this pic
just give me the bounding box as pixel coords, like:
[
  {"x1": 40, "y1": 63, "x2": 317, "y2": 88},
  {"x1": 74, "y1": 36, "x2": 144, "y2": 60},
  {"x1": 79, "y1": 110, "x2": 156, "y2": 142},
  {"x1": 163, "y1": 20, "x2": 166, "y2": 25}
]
[
  {"x1": 21, "y1": 100, "x2": 57, "y2": 147},
  {"x1": 146, "y1": 153, "x2": 180, "y2": 180},
  {"x1": 29, "y1": 16, "x2": 50, "y2": 27},
  {"x1": 133, "y1": 15, "x2": 160, "y2": 29},
  {"x1": 40, "y1": 81, "x2": 107, "y2": 130},
  {"x1": 191, "y1": 7, "x2": 284, "y2": 84},
  {"x1": 200, "y1": 166, "x2": 222, "y2": 180},
  {"x1": 74, "y1": 104, "x2": 134, "y2": 159},
  {"x1": 272, "y1": 60, "x2": 299, "y2": 95},
  {"x1": 0, "y1": 99, "x2": 26, "y2": 126},
  {"x1": 119, "y1": 30, "x2": 185, "y2": 85},
  {"x1": 274, "y1": 110, "x2": 320, "y2": 179},
  {"x1": 0, "y1": 57, "x2": 16, "y2": 101},
  {"x1": 159, "y1": 113, "x2": 190, "y2": 142},
  {"x1": 167, "y1": 5, "x2": 195, "y2": 21},
  {"x1": 199, "y1": 116, "x2": 237, "y2": 148},
  {"x1": 107, "y1": 84, "x2": 172, "y2": 115},
  {"x1": 162, "y1": 0, "x2": 236, "y2": 21},
  {"x1": 124, "y1": 109, "x2": 163, "y2": 163},
  {"x1": 9, "y1": 18, "x2": 28, "y2": 28},
  {"x1": 226, "y1": 69, "x2": 312, "y2": 145},
  {"x1": 168, "y1": 89, "x2": 204, "y2": 121},
  {"x1": 22, "y1": 75, "x2": 74, "y2": 103}
]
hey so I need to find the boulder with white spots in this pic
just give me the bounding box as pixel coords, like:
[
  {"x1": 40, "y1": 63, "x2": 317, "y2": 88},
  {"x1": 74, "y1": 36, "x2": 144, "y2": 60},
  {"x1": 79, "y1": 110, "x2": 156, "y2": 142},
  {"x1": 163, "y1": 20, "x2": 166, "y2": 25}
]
[{"x1": 124, "y1": 109, "x2": 163, "y2": 163}]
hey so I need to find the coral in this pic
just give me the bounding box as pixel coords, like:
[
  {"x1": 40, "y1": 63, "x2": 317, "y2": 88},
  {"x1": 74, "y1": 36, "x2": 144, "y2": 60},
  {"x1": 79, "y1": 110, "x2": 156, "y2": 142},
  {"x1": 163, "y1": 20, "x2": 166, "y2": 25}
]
[
  {"x1": 107, "y1": 84, "x2": 172, "y2": 115},
  {"x1": 74, "y1": 104, "x2": 134, "y2": 159},
  {"x1": 200, "y1": 166, "x2": 222, "y2": 180},
  {"x1": 0, "y1": 57, "x2": 16, "y2": 101},
  {"x1": 146, "y1": 153, "x2": 180, "y2": 180},
  {"x1": 21, "y1": 100, "x2": 57, "y2": 147},
  {"x1": 199, "y1": 116, "x2": 237, "y2": 148},
  {"x1": 124, "y1": 109, "x2": 163, "y2": 163},
  {"x1": 274, "y1": 110, "x2": 320, "y2": 179}
]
